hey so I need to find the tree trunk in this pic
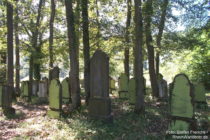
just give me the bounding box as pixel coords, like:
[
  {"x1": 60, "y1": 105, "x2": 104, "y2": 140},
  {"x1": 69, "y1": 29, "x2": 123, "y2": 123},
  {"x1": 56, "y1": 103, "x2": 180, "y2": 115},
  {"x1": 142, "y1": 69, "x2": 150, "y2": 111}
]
[
  {"x1": 134, "y1": 0, "x2": 145, "y2": 113},
  {"x1": 29, "y1": 0, "x2": 44, "y2": 101},
  {"x1": 49, "y1": 0, "x2": 56, "y2": 81},
  {"x1": 124, "y1": 0, "x2": 132, "y2": 79},
  {"x1": 65, "y1": 0, "x2": 81, "y2": 109},
  {"x1": 3, "y1": 1, "x2": 15, "y2": 115},
  {"x1": 145, "y1": 0, "x2": 159, "y2": 97},
  {"x1": 82, "y1": 0, "x2": 91, "y2": 105},
  {"x1": 95, "y1": 0, "x2": 101, "y2": 48},
  {"x1": 15, "y1": 0, "x2": 20, "y2": 96},
  {"x1": 155, "y1": 0, "x2": 169, "y2": 75}
]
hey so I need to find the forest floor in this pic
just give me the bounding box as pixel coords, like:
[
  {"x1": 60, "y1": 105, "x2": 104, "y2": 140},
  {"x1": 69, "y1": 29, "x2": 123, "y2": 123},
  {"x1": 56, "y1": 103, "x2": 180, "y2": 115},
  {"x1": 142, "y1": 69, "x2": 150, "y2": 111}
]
[{"x1": 0, "y1": 93, "x2": 209, "y2": 140}]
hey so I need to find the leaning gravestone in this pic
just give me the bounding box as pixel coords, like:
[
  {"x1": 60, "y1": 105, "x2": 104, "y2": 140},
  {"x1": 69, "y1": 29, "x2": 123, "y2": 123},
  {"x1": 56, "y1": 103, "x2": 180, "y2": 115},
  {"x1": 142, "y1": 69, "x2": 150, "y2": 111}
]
[
  {"x1": 118, "y1": 73, "x2": 129, "y2": 99},
  {"x1": 157, "y1": 74, "x2": 168, "y2": 99},
  {"x1": 168, "y1": 74, "x2": 194, "y2": 131},
  {"x1": 47, "y1": 79, "x2": 62, "y2": 118},
  {"x1": 128, "y1": 78, "x2": 136, "y2": 104},
  {"x1": 88, "y1": 50, "x2": 112, "y2": 121},
  {"x1": 61, "y1": 78, "x2": 71, "y2": 104}
]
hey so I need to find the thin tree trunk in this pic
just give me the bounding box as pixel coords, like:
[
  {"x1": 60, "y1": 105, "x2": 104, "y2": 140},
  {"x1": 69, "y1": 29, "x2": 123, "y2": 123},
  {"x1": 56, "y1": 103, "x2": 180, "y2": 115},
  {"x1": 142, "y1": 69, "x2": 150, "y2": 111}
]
[
  {"x1": 49, "y1": 0, "x2": 56, "y2": 80},
  {"x1": 134, "y1": 0, "x2": 145, "y2": 113},
  {"x1": 65, "y1": 0, "x2": 81, "y2": 109},
  {"x1": 145, "y1": 0, "x2": 159, "y2": 97},
  {"x1": 95, "y1": 0, "x2": 101, "y2": 48},
  {"x1": 3, "y1": 0, "x2": 15, "y2": 115},
  {"x1": 15, "y1": 0, "x2": 20, "y2": 96},
  {"x1": 156, "y1": 0, "x2": 169, "y2": 75},
  {"x1": 82, "y1": 0, "x2": 90, "y2": 105},
  {"x1": 124, "y1": 0, "x2": 132, "y2": 79}
]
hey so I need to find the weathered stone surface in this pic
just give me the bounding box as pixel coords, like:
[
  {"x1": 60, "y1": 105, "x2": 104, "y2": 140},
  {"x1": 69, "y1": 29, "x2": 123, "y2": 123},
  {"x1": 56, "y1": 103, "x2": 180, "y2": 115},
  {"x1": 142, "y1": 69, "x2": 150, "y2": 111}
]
[
  {"x1": 88, "y1": 50, "x2": 112, "y2": 121},
  {"x1": 194, "y1": 82, "x2": 206, "y2": 103},
  {"x1": 157, "y1": 74, "x2": 168, "y2": 99},
  {"x1": 109, "y1": 77, "x2": 116, "y2": 94},
  {"x1": 169, "y1": 74, "x2": 194, "y2": 131},
  {"x1": 61, "y1": 78, "x2": 71, "y2": 104},
  {"x1": 118, "y1": 73, "x2": 129, "y2": 99},
  {"x1": 32, "y1": 81, "x2": 39, "y2": 96},
  {"x1": 38, "y1": 81, "x2": 48, "y2": 98},
  {"x1": 47, "y1": 79, "x2": 62, "y2": 118},
  {"x1": 50, "y1": 66, "x2": 60, "y2": 80},
  {"x1": 20, "y1": 81, "x2": 29, "y2": 97}
]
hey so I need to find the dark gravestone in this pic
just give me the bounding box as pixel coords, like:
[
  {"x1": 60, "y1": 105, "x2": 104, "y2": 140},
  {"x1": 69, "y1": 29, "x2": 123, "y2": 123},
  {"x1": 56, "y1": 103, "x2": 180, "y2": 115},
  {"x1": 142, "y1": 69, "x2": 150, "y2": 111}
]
[
  {"x1": 168, "y1": 74, "x2": 194, "y2": 131},
  {"x1": 47, "y1": 79, "x2": 62, "y2": 118},
  {"x1": 88, "y1": 50, "x2": 112, "y2": 121},
  {"x1": 50, "y1": 66, "x2": 60, "y2": 80}
]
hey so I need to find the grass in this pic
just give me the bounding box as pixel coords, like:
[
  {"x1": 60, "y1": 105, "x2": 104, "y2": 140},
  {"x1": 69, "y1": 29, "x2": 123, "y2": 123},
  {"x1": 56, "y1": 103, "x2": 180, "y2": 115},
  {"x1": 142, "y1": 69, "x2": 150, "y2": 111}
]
[{"x1": 0, "y1": 93, "x2": 209, "y2": 140}]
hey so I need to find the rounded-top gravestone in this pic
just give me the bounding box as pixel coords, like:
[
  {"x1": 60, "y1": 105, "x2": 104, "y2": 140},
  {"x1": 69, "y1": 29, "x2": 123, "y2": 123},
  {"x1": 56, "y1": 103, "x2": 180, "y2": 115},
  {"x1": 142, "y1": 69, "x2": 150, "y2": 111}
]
[{"x1": 61, "y1": 77, "x2": 71, "y2": 104}]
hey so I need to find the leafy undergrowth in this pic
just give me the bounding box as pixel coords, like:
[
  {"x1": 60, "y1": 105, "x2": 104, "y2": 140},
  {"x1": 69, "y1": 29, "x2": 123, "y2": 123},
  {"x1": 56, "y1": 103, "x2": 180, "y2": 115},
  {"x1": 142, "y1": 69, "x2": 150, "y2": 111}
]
[{"x1": 0, "y1": 95, "x2": 208, "y2": 140}]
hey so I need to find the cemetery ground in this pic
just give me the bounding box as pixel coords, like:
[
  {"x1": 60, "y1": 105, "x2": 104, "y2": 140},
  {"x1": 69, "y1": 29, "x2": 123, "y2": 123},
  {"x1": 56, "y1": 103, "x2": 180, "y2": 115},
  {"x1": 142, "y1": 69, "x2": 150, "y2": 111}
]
[{"x1": 0, "y1": 92, "x2": 209, "y2": 140}]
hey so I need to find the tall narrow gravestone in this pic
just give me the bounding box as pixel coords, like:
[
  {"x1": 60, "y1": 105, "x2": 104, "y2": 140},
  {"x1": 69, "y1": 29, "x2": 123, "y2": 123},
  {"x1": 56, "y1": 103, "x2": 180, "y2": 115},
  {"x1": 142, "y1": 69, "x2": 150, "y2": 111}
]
[
  {"x1": 20, "y1": 81, "x2": 29, "y2": 100},
  {"x1": 194, "y1": 82, "x2": 207, "y2": 108},
  {"x1": 88, "y1": 50, "x2": 112, "y2": 121},
  {"x1": 118, "y1": 73, "x2": 129, "y2": 99},
  {"x1": 47, "y1": 79, "x2": 62, "y2": 118},
  {"x1": 61, "y1": 78, "x2": 71, "y2": 104},
  {"x1": 32, "y1": 80, "x2": 39, "y2": 96},
  {"x1": 109, "y1": 77, "x2": 116, "y2": 94},
  {"x1": 157, "y1": 74, "x2": 168, "y2": 99},
  {"x1": 38, "y1": 81, "x2": 48, "y2": 98},
  {"x1": 169, "y1": 74, "x2": 194, "y2": 131}
]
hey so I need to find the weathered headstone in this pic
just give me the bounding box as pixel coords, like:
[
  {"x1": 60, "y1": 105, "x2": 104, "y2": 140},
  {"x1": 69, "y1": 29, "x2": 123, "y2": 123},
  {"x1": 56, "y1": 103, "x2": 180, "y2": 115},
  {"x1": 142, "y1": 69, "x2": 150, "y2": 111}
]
[
  {"x1": 32, "y1": 80, "x2": 39, "y2": 96},
  {"x1": 61, "y1": 78, "x2": 71, "y2": 104},
  {"x1": 38, "y1": 81, "x2": 48, "y2": 98},
  {"x1": 47, "y1": 79, "x2": 62, "y2": 118},
  {"x1": 157, "y1": 74, "x2": 168, "y2": 99},
  {"x1": 109, "y1": 77, "x2": 116, "y2": 94},
  {"x1": 128, "y1": 78, "x2": 136, "y2": 104},
  {"x1": 88, "y1": 50, "x2": 112, "y2": 121},
  {"x1": 118, "y1": 73, "x2": 129, "y2": 99},
  {"x1": 49, "y1": 66, "x2": 60, "y2": 81},
  {"x1": 194, "y1": 82, "x2": 207, "y2": 108},
  {"x1": 20, "y1": 81, "x2": 29, "y2": 100},
  {"x1": 169, "y1": 74, "x2": 194, "y2": 131}
]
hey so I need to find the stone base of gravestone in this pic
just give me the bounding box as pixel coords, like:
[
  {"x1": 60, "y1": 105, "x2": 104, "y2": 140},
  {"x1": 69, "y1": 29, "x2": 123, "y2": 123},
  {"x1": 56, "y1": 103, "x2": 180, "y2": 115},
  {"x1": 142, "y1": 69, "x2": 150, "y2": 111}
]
[{"x1": 88, "y1": 97, "x2": 112, "y2": 122}]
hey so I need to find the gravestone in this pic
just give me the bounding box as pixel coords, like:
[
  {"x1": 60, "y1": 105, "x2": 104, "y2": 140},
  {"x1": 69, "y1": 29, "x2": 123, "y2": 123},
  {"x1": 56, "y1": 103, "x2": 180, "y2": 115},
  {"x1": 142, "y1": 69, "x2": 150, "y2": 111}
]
[
  {"x1": 20, "y1": 81, "x2": 29, "y2": 99},
  {"x1": 32, "y1": 81, "x2": 39, "y2": 96},
  {"x1": 118, "y1": 73, "x2": 129, "y2": 99},
  {"x1": 157, "y1": 74, "x2": 168, "y2": 99},
  {"x1": 109, "y1": 77, "x2": 116, "y2": 94},
  {"x1": 61, "y1": 78, "x2": 71, "y2": 104},
  {"x1": 47, "y1": 79, "x2": 62, "y2": 118},
  {"x1": 88, "y1": 50, "x2": 112, "y2": 121},
  {"x1": 128, "y1": 78, "x2": 136, "y2": 104},
  {"x1": 50, "y1": 66, "x2": 60, "y2": 81},
  {"x1": 168, "y1": 74, "x2": 194, "y2": 131},
  {"x1": 38, "y1": 81, "x2": 48, "y2": 98},
  {"x1": 194, "y1": 82, "x2": 207, "y2": 108},
  {"x1": 0, "y1": 85, "x2": 2, "y2": 106}
]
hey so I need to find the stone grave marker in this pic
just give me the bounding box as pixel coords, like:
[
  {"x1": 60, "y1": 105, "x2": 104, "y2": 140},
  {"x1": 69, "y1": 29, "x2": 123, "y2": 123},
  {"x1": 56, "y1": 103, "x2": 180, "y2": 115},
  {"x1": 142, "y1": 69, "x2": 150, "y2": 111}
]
[
  {"x1": 157, "y1": 74, "x2": 168, "y2": 99},
  {"x1": 128, "y1": 78, "x2": 136, "y2": 104},
  {"x1": 194, "y1": 82, "x2": 207, "y2": 108},
  {"x1": 169, "y1": 74, "x2": 194, "y2": 131},
  {"x1": 88, "y1": 50, "x2": 112, "y2": 121},
  {"x1": 47, "y1": 79, "x2": 62, "y2": 118},
  {"x1": 118, "y1": 73, "x2": 129, "y2": 99},
  {"x1": 21, "y1": 81, "x2": 29, "y2": 100},
  {"x1": 109, "y1": 77, "x2": 116, "y2": 94},
  {"x1": 38, "y1": 81, "x2": 48, "y2": 98},
  {"x1": 32, "y1": 80, "x2": 39, "y2": 96},
  {"x1": 61, "y1": 78, "x2": 71, "y2": 104}
]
